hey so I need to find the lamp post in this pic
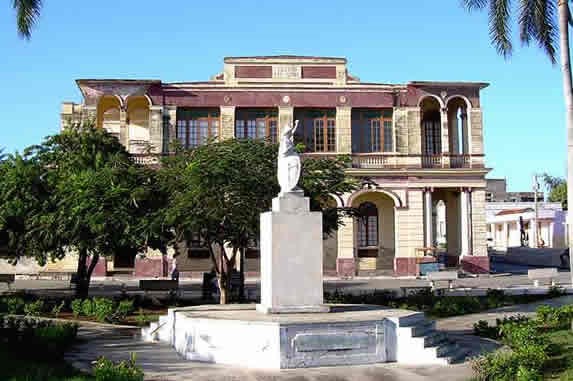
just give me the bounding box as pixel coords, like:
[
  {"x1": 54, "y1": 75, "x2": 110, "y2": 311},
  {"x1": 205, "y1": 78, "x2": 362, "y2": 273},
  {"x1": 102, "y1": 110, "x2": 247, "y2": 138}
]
[{"x1": 532, "y1": 174, "x2": 540, "y2": 248}]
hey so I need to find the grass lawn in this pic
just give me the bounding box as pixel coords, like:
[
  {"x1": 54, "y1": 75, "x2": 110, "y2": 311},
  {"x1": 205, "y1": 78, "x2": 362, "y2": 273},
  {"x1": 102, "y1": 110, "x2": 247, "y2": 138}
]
[
  {"x1": 545, "y1": 329, "x2": 573, "y2": 380},
  {"x1": 0, "y1": 345, "x2": 93, "y2": 381}
]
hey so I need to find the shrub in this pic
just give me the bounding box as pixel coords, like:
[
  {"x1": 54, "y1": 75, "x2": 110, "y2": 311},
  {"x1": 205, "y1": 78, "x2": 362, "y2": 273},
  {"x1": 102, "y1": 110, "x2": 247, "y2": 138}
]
[
  {"x1": 471, "y1": 349, "x2": 521, "y2": 381},
  {"x1": 473, "y1": 320, "x2": 500, "y2": 339},
  {"x1": 135, "y1": 308, "x2": 152, "y2": 327},
  {"x1": 485, "y1": 289, "x2": 507, "y2": 309},
  {"x1": 71, "y1": 299, "x2": 83, "y2": 318},
  {"x1": 52, "y1": 300, "x2": 66, "y2": 318},
  {"x1": 93, "y1": 298, "x2": 115, "y2": 322},
  {"x1": 81, "y1": 299, "x2": 95, "y2": 317},
  {"x1": 4, "y1": 296, "x2": 25, "y2": 315},
  {"x1": 536, "y1": 305, "x2": 555, "y2": 325},
  {"x1": 23, "y1": 299, "x2": 44, "y2": 317},
  {"x1": 115, "y1": 300, "x2": 134, "y2": 321},
  {"x1": 93, "y1": 353, "x2": 144, "y2": 381},
  {"x1": 33, "y1": 323, "x2": 79, "y2": 358}
]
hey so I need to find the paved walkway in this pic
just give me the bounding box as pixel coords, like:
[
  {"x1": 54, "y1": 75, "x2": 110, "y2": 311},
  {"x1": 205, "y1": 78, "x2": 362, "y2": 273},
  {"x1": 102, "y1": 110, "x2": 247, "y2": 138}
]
[
  {"x1": 66, "y1": 327, "x2": 473, "y2": 381},
  {"x1": 5, "y1": 267, "x2": 573, "y2": 299},
  {"x1": 436, "y1": 294, "x2": 573, "y2": 333}
]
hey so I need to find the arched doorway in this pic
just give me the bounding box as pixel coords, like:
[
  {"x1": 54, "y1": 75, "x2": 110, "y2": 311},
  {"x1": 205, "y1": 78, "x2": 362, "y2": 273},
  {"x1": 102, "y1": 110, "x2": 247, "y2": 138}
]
[
  {"x1": 420, "y1": 97, "x2": 442, "y2": 157},
  {"x1": 350, "y1": 191, "x2": 396, "y2": 274}
]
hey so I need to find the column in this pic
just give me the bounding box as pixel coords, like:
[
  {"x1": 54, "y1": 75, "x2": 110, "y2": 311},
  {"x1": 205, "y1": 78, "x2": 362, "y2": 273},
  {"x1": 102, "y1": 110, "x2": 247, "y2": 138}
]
[
  {"x1": 440, "y1": 108, "x2": 450, "y2": 168},
  {"x1": 336, "y1": 215, "x2": 355, "y2": 277},
  {"x1": 336, "y1": 106, "x2": 352, "y2": 153},
  {"x1": 220, "y1": 106, "x2": 236, "y2": 140},
  {"x1": 502, "y1": 222, "x2": 509, "y2": 250},
  {"x1": 460, "y1": 189, "x2": 471, "y2": 256},
  {"x1": 149, "y1": 106, "x2": 163, "y2": 154},
  {"x1": 119, "y1": 106, "x2": 129, "y2": 149},
  {"x1": 278, "y1": 106, "x2": 294, "y2": 137},
  {"x1": 549, "y1": 222, "x2": 555, "y2": 248},
  {"x1": 424, "y1": 188, "x2": 433, "y2": 249}
]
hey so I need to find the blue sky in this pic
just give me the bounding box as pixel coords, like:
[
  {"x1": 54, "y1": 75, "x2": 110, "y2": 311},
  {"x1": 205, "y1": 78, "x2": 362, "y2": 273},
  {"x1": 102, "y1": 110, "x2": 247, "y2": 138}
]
[{"x1": 0, "y1": 1, "x2": 566, "y2": 191}]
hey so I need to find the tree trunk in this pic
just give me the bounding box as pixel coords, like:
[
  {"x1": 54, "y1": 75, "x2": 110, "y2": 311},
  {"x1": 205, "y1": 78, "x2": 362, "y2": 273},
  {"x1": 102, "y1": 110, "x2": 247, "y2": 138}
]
[
  {"x1": 558, "y1": 0, "x2": 573, "y2": 285},
  {"x1": 75, "y1": 248, "x2": 89, "y2": 298}
]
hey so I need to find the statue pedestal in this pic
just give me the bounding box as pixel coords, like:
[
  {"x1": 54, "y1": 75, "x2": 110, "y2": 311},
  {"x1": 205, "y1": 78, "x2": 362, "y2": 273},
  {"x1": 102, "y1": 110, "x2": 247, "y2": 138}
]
[{"x1": 256, "y1": 192, "x2": 329, "y2": 314}]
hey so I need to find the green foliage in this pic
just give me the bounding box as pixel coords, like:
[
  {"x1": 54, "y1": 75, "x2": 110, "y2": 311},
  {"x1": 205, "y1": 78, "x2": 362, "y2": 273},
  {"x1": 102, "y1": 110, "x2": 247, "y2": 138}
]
[
  {"x1": 2, "y1": 296, "x2": 25, "y2": 315},
  {"x1": 536, "y1": 304, "x2": 573, "y2": 328},
  {"x1": 93, "y1": 353, "x2": 144, "y2": 381},
  {"x1": 81, "y1": 299, "x2": 94, "y2": 317},
  {"x1": 71, "y1": 299, "x2": 83, "y2": 318},
  {"x1": 461, "y1": 0, "x2": 558, "y2": 64},
  {"x1": 52, "y1": 300, "x2": 66, "y2": 319},
  {"x1": 23, "y1": 299, "x2": 44, "y2": 317},
  {"x1": 0, "y1": 123, "x2": 154, "y2": 297},
  {"x1": 92, "y1": 298, "x2": 115, "y2": 322},
  {"x1": 115, "y1": 300, "x2": 134, "y2": 321},
  {"x1": 162, "y1": 139, "x2": 357, "y2": 303},
  {"x1": 543, "y1": 174, "x2": 567, "y2": 209}
]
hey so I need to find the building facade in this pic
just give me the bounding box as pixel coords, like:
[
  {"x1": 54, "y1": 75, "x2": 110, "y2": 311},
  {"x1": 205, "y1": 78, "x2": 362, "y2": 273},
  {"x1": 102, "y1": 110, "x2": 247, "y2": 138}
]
[
  {"x1": 486, "y1": 202, "x2": 566, "y2": 251},
  {"x1": 60, "y1": 55, "x2": 490, "y2": 277},
  {"x1": 485, "y1": 178, "x2": 543, "y2": 202}
]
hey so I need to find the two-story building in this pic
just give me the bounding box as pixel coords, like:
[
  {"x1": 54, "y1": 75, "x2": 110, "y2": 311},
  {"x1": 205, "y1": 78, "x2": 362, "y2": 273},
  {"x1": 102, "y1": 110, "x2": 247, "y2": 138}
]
[{"x1": 60, "y1": 55, "x2": 490, "y2": 278}]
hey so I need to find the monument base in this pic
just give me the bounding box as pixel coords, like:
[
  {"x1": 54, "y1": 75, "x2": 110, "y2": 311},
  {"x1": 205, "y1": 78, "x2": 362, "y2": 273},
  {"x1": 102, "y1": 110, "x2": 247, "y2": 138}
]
[
  {"x1": 142, "y1": 304, "x2": 468, "y2": 369},
  {"x1": 256, "y1": 303, "x2": 330, "y2": 314}
]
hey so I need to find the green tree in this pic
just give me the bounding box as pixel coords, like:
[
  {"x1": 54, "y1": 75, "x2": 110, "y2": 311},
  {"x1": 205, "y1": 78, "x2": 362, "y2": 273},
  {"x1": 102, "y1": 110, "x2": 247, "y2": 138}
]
[
  {"x1": 543, "y1": 173, "x2": 568, "y2": 208},
  {"x1": 161, "y1": 139, "x2": 358, "y2": 304},
  {"x1": 462, "y1": 0, "x2": 573, "y2": 280},
  {"x1": 12, "y1": 0, "x2": 42, "y2": 39},
  {"x1": 0, "y1": 123, "x2": 151, "y2": 297}
]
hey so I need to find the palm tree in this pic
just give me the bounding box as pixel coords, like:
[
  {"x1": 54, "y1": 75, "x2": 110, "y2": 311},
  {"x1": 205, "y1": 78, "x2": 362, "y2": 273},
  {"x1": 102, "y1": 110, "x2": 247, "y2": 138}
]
[
  {"x1": 12, "y1": 0, "x2": 42, "y2": 39},
  {"x1": 462, "y1": 0, "x2": 573, "y2": 281}
]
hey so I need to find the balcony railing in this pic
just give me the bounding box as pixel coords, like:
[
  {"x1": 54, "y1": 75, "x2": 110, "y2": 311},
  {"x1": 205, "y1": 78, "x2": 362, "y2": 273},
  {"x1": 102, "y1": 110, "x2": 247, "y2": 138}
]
[{"x1": 131, "y1": 152, "x2": 483, "y2": 170}]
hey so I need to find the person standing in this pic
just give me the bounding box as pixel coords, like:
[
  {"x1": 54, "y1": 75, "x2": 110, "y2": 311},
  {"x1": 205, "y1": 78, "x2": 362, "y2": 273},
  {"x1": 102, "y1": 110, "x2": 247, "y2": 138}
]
[{"x1": 171, "y1": 254, "x2": 179, "y2": 282}]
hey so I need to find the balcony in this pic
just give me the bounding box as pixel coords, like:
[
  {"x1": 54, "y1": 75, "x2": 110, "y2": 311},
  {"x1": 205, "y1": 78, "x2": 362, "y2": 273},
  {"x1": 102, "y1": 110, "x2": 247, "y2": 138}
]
[{"x1": 304, "y1": 152, "x2": 483, "y2": 169}]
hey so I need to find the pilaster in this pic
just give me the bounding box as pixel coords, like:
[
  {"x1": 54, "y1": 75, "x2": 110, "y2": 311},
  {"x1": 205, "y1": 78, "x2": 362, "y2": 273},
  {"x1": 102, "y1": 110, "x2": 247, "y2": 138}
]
[
  {"x1": 220, "y1": 106, "x2": 236, "y2": 140},
  {"x1": 119, "y1": 107, "x2": 128, "y2": 148},
  {"x1": 165, "y1": 106, "x2": 177, "y2": 152},
  {"x1": 336, "y1": 215, "x2": 355, "y2": 277},
  {"x1": 336, "y1": 106, "x2": 352, "y2": 153},
  {"x1": 470, "y1": 108, "x2": 483, "y2": 155},
  {"x1": 149, "y1": 106, "x2": 163, "y2": 154},
  {"x1": 393, "y1": 107, "x2": 409, "y2": 154},
  {"x1": 278, "y1": 106, "x2": 294, "y2": 137},
  {"x1": 471, "y1": 189, "x2": 487, "y2": 257}
]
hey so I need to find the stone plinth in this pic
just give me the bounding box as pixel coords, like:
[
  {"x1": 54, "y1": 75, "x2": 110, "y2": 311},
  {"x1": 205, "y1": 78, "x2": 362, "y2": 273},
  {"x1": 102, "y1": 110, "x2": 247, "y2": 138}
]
[
  {"x1": 142, "y1": 304, "x2": 448, "y2": 369},
  {"x1": 256, "y1": 191, "x2": 328, "y2": 314}
]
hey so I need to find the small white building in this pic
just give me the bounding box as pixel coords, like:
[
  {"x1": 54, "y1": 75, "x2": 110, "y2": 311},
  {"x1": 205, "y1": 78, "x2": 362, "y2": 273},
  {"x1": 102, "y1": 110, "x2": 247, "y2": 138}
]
[{"x1": 486, "y1": 202, "x2": 566, "y2": 251}]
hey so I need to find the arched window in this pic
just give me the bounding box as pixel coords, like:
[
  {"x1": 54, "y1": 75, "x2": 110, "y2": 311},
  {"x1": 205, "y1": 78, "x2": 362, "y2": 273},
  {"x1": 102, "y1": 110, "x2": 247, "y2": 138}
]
[
  {"x1": 420, "y1": 97, "x2": 442, "y2": 156},
  {"x1": 358, "y1": 202, "x2": 379, "y2": 248}
]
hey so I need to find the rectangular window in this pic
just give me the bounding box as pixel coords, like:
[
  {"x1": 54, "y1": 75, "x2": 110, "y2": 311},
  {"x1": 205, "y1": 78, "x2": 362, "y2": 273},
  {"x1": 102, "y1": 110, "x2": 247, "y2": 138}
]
[
  {"x1": 235, "y1": 109, "x2": 278, "y2": 142},
  {"x1": 294, "y1": 109, "x2": 336, "y2": 152},
  {"x1": 176, "y1": 109, "x2": 220, "y2": 149},
  {"x1": 352, "y1": 109, "x2": 393, "y2": 153}
]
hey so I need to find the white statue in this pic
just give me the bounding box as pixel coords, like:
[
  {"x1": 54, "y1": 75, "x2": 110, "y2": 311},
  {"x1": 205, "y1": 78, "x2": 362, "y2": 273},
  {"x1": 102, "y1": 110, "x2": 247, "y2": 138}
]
[{"x1": 277, "y1": 120, "x2": 301, "y2": 195}]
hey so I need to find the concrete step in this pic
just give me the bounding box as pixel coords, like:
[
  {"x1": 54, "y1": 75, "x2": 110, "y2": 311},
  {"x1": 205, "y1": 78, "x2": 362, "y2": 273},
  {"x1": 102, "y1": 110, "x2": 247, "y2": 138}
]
[
  {"x1": 410, "y1": 320, "x2": 435, "y2": 337},
  {"x1": 442, "y1": 346, "x2": 471, "y2": 364},
  {"x1": 423, "y1": 331, "x2": 448, "y2": 347},
  {"x1": 435, "y1": 342, "x2": 460, "y2": 358}
]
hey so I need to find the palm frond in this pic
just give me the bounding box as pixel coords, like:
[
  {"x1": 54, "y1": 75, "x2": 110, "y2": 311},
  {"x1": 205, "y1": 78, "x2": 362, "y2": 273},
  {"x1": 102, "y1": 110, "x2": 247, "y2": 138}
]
[
  {"x1": 12, "y1": 0, "x2": 42, "y2": 40},
  {"x1": 518, "y1": 0, "x2": 536, "y2": 45},
  {"x1": 489, "y1": 0, "x2": 514, "y2": 58},
  {"x1": 461, "y1": 0, "x2": 489, "y2": 11},
  {"x1": 532, "y1": 0, "x2": 558, "y2": 63}
]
